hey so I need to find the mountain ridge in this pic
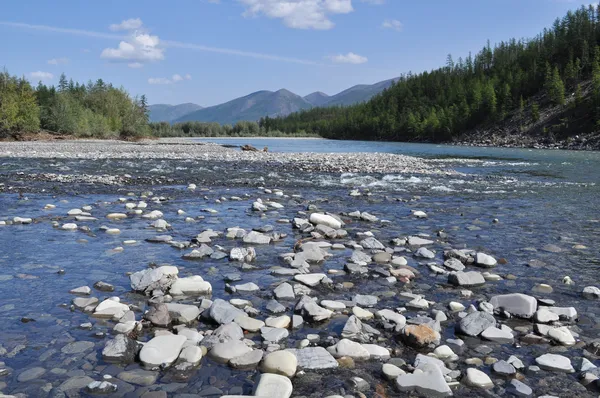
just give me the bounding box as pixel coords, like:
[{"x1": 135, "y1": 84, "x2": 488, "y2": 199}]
[{"x1": 149, "y1": 77, "x2": 398, "y2": 124}]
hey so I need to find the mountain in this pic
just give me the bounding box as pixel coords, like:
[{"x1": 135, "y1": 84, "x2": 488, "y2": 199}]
[
  {"x1": 322, "y1": 78, "x2": 398, "y2": 107},
  {"x1": 174, "y1": 89, "x2": 313, "y2": 125},
  {"x1": 303, "y1": 91, "x2": 330, "y2": 106},
  {"x1": 148, "y1": 103, "x2": 203, "y2": 122}
]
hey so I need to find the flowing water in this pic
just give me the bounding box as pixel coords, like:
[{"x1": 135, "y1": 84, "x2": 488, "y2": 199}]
[{"x1": 0, "y1": 139, "x2": 599, "y2": 397}]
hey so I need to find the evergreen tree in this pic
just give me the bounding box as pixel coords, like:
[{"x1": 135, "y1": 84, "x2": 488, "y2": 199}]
[{"x1": 531, "y1": 102, "x2": 540, "y2": 123}]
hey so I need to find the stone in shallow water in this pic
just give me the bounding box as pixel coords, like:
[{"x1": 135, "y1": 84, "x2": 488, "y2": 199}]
[
  {"x1": 17, "y1": 367, "x2": 46, "y2": 382},
  {"x1": 294, "y1": 273, "x2": 326, "y2": 287},
  {"x1": 443, "y1": 258, "x2": 465, "y2": 271},
  {"x1": 117, "y1": 369, "x2": 158, "y2": 386},
  {"x1": 535, "y1": 353, "x2": 574, "y2": 373},
  {"x1": 492, "y1": 360, "x2": 516, "y2": 376},
  {"x1": 169, "y1": 276, "x2": 212, "y2": 295},
  {"x1": 489, "y1": 293, "x2": 537, "y2": 318},
  {"x1": 475, "y1": 252, "x2": 497, "y2": 267},
  {"x1": 309, "y1": 213, "x2": 342, "y2": 229},
  {"x1": 139, "y1": 334, "x2": 187, "y2": 369},
  {"x1": 415, "y1": 247, "x2": 435, "y2": 259},
  {"x1": 253, "y1": 373, "x2": 293, "y2": 398},
  {"x1": 210, "y1": 341, "x2": 252, "y2": 363},
  {"x1": 396, "y1": 363, "x2": 452, "y2": 397},
  {"x1": 102, "y1": 335, "x2": 138, "y2": 364},
  {"x1": 507, "y1": 379, "x2": 533, "y2": 397},
  {"x1": 69, "y1": 286, "x2": 91, "y2": 295},
  {"x1": 61, "y1": 341, "x2": 94, "y2": 354},
  {"x1": 286, "y1": 347, "x2": 338, "y2": 370},
  {"x1": 354, "y1": 294, "x2": 378, "y2": 307},
  {"x1": 165, "y1": 303, "x2": 200, "y2": 324},
  {"x1": 448, "y1": 271, "x2": 485, "y2": 287},
  {"x1": 234, "y1": 315, "x2": 265, "y2": 332},
  {"x1": 273, "y1": 283, "x2": 295, "y2": 300},
  {"x1": 382, "y1": 363, "x2": 405, "y2": 380},
  {"x1": 327, "y1": 339, "x2": 370, "y2": 360},
  {"x1": 465, "y1": 368, "x2": 494, "y2": 388},
  {"x1": 130, "y1": 266, "x2": 178, "y2": 293},
  {"x1": 456, "y1": 311, "x2": 496, "y2": 336},
  {"x1": 261, "y1": 350, "x2": 297, "y2": 377},
  {"x1": 481, "y1": 326, "x2": 514, "y2": 343},
  {"x1": 208, "y1": 299, "x2": 245, "y2": 324},
  {"x1": 230, "y1": 349, "x2": 264, "y2": 370},
  {"x1": 583, "y1": 286, "x2": 600, "y2": 299},
  {"x1": 401, "y1": 324, "x2": 440, "y2": 348},
  {"x1": 260, "y1": 327, "x2": 289, "y2": 343}
]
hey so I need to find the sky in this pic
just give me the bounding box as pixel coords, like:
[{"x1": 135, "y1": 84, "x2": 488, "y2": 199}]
[{"x1": 0, "y1": 0, "x2": 595, "y2": 106}]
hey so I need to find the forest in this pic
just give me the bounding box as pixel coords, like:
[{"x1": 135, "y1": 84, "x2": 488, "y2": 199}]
[
  {"x1": 266, "y1": 5, "x2": 600, "y2": 142},
  {"x1": 0, "y1": 72, "x2": 149, "y2": 139}
]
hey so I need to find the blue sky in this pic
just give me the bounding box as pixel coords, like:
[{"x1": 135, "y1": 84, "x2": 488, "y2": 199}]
[{"x1": 0, "y1": 0, "x2": 595, "y2": 106}]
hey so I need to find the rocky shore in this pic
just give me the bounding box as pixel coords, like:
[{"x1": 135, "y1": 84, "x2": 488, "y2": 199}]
[
  {"x1": 0, "y1": 139, "x2": 449, "y2": 175},
  {"x1": 0, "y1": 179, "x2": 599, "y2": 398}
]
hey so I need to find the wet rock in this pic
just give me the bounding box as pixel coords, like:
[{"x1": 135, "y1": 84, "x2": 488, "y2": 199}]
[
  {"x1": 448, "y1": 271, "x2": 485, "y2": 287},
  {"x1": 415, "y1": 247, "x2": 435, "y2": 259},
  {"x1": 350, "y1": 250, "x2": 372, "y2": 264},
  {"x1": 166, "y1": 303, "x2": 200, "y2": 324},
  {"x1": 253, "y1": 373, "x2": 293, "y2": 398},
  {"x1": 93, "y1": 297, "x2": 130, "y2": 319},
  {"x1": 546, "y1": 306, "x2": 577, "y2": 321},
  {"x1": 401, "y1": 324, "x2": 441, "y2": 347},
  {"x1": 376, "y1": 309, "x2": 406, "y2": 329},
  {"x1": 583, "y1": 286, "x2": 600, "y2": 299},
  {"x1": 261, "y1": 327, "x2": 289, "y2": 343},
  {"x1": 354, "y1": 294, "x2": 378, "y2": 307},
  {"x1": 230, "y1": 247, "x2": 256, "y2": 262},
  {"x1": 547, "y1": 326, "x2": 576, "y2": 346},
  {"x1": 443, "y1": 258, "x2": 465, "y2": 272},
  {"x1": 475, "y1": 253, "x2": 497, "y2": 268},
  {"x1": 309, "y1": 213, "x2": 342, "y2": 229},
  {"x1": 93, "y1": 281, "x2": 114, "y2": 292},
  {"x1": 17, "y1": 367, "x2": 46, "y2": 382},
  {"x1": 208, "y1": 299, "x2": 245, "y2": 324},
  {"x1": 86, "y1": 380, "x2": 118, "y2": 394},
  {"x1": 117, "y1": 369, "x2": 158, "y2": 386},
  {"x1": 58, "y1": 376, "x2": 96, "y2": 394},
  {"x1": 72, "y1": 296, "x2": 98, "y2": 310},
  {"x1": 456, "y1": 311, "x2": 496, "y2": 336},
  {"x1": 361, "y1": 237, "x2": 385, "y2": 250},
  {"x1": 70, "y1": 286, "x2": 91, "y2": 295},
  {"x1": 234, "y1": 315, "x2": 265, "y2": 332},
  {"x1": 130, "y1": 265, "x2": 178, "y2": 294},
  {"x1": 481, "y1": 326, "x2": 514, "y2": 343},
  {"x1": 507, "y1": 379, "x2": 533, "y2": 397},
  {"x1": 294, "y1": 273, "x2": 326, "y2": 287},
  {"x1": 261, "y1": 350, "x2": 297, "y2": 377},
  {"x1": 396, "y1": 363, "x2": 452, "y2": 397},
  {"x1": 327, "y1": 339, "x2": 370, "y2": 360},
  {"x1": 352, "y1": 306, "x2": 374, "y2": 320},
  {"x1": 265, "y1": 315, "x2": 290, "y2": 328},
  {"x1": 382, "y1": 363, "x2": 405, "y2": 380},
  {"x1": 102, "y1": 334, "x2": 138, "y2": 364},
  {"x1": 179, "y1": 345, "x2": 203, "y2": 365},
  {"x1": 465, "y1": 368, "x2": 494, "y2": 388},
  {"x1": 230, "y1": 349, "x2": 264, "y2": 370},
  {"x1": 489, "y1": 293, "x2": 537, "y2": 318},
  {"x1": 363, "y1": 344, "x2": 390, "y2": 359},
  {"x1": 243, "y1": 231, "x2": 272, "y2": 245},
  {"x1": 146, "y1": 303, "x2": 171, "y2": 327},
  {"x1": 182, "y1": 244, "x2": 214, "y2": 260},
  {"x1": 286, "y1": 347, "x2": 338, "y2": 370},
  {"x1": 210, "y1": 341, "x2": 252, "y2": 363},
  {"x1": 139, "y1": 334, "x2": 187, "y2": 369},
  {"x1": 534, "y1": 308, "x2": 560, "y2": 323},
  {"x1": 61, "y1": 341, "x2": 94, "y2": 354},
  {"x1": 535, "y1": 353, "x2": 575, "y2": 373},
  {"x1": 492, "y1": 360, "x2": 516, "y2": 376},
  {"x1": 274, "y1": 283, "x2": 295, "y2": 300}
]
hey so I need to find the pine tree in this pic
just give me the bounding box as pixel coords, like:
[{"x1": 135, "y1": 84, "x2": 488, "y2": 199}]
[
  {"x1": 552, "y1": 67, "x2": 565, "y2": 105},
  {"x1": 519, "y1": 96, "x2": 525, "y2": 121},
  {"x1": 575, "y1": 84, "x2": 583, "y2": 105},
  {"x1": 531, "y1": 102, "x2": 540, "y2": 123},
  {"x1": 58, "y1": 73, "x2": 68, "y2": 92}
]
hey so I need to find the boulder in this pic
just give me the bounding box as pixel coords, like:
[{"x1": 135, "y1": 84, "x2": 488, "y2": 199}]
[
  {"x1": 456, "y1": 311, "x2": 496, "y2": 336},
  {"x1": 169, "y1": 276, "x2": 212, "y2": 296},
  {"x1": 139, "y1": 335, "x2": 187, "y2": 369},
  {"x1": 102, "y1": 335, "x2": 138, "y2": 364},
  {"x1": 448, "y1": 271, "x2": 485, "y2": 287},
  {"x1": 309, "y1": 213, "x2": 342, "y2": 229},
  {"x1": 489, "y1": 293, "x2": 537, "y2": 318},
  {"x1": 130, "y1": 266, "x2": 178, "y2": 294},
  {"x1": 535, "y1": 354, "x2": 574, "y2": 373}
]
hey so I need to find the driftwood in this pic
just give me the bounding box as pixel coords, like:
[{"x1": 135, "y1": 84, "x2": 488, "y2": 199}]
[{"x1": 240, "y1": 144, "x2": 269, "y2": 152}]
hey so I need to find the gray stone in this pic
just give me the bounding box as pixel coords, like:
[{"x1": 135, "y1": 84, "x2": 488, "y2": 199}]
[
  {"x1": 102, "y1": 335, "x2": 138, "y2": 364},
  {"x1": 327, "y1": 338, "x2": 370, "y2": 360},
  {"x1": 354, "y1": 294, "x2": 378, "y2": 307},
  {"x1": 139, "y1": 334, "x2": 187, "y2": 369},
  {"x1": 146, "y1": 303, "x2": 171, "y2": 327},
  {"x1": 583, "y1": 286, "x2": 600, "y2": 299},
  {"x1": 489, "y1": 293, "x2": 537, "y2": 318},
  {"x1": 234, "y1": 282, "x2": 260, "y2": 293},
  {"x1": 130, "y1": 265, "x2": 178, "y2": 293},
  {"x1": 475, "y1": 252, "x2": 497, "y2": 267},
  {"x1": 117, "y1": 369, "x2": 158, "y2": 386},
  {"x1": 448, "y1": 271, "x2": 485, "y2": 287},
  {"x1": 443, "y1": 258, "x2": 465, "y2": 272},
  {"x1": 396, "y1": 363, "x2": 452, "y2": 397},
  {"x1": 535, "y1": 353, "x2": 574, "y2": 373},
  {"x1": 253, "y1": 373, "x2": 293, "y2": 398},
  {"x1": 273, "y1": 283, "x2": 295, "y2": 300},
  {"x1": 294, "y1": 273, "x2": 326, "y2": 287},
  {"x1": 210, "y1": 341, "x2": 252, "y2": 363},
  {"x1": 230, "y1": 349, "x2": 264, "y2": 370},
  {"x1": 286, "y1": 347, "x2": 338, "y2": 370},
  {"x1": 492, "y1": 360, "x2": 516, "y2": 376},
  {"x1": 61, "y1": 341, "x2": 94, "y2": 354},
  {"x1": 260, "y1": 327, "x2": 289, "y2": 343},
  {"x1": 481, "y1": 326, "x2": 514, "y2": 343},
  {"x1": 456, "y1": 311, "x2": 496, "y2": 336},
  {"x1": 507, "y1": 379, "x2": 533, "y2": 397},
  {"x1": 243, "y1": 231, "x2": 271, "y2": 245},
  {"x1": 415, "y1": 247, "x2": 435, "y2": 259},
  {"x1": 301, "y1": 301, "x2": 333, "y2": 322},
  {"x1": 465, "y1": 368, "x2": 494, "y2": 388},
  {"x1": 261, "y1": 350, "x2": 297, "y2": 377},
  {"x1": 166, "y1": 303, "x2": 200, "y2": 324},
  {"x1": 203, "y1": 323, "x2": 245, "y2": 349},
  {"x1": 360, "y1": 237, "x2": 385, "y2": 250},
  {"x1": 17, "y1": 367, "x2": 46, "y2": 382},
  {"x1": 208, "y1": 299, "x2": 245, "y2": 324}
]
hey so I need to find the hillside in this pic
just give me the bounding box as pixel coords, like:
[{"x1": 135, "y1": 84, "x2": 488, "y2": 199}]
[
  {"x1": 322, "y1": 78, "x2": 398, "y2": 107},
  {"x1": 148, "y1": 103, "x2": 203, "y2": 123},
  {"x1": 267, "y1": 5, "x2": 600, "y2": 149},
  {"x1": 303, "y1": 91, "x2": 330, "y2": 106},
  {"x1": 174, "y1": 89, "x2": 313, "y2": 125}
]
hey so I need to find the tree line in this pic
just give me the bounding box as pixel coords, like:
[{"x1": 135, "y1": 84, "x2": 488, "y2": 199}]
[
  {"x1": 264, "y1": 5, "x2": 600, "y2": 141},
  {"x1": 149, "y1": 120, "x2": 319, "y2": 137},
  {"x1": 1, "y1": 71, "x2": 149, "y2": 139}
]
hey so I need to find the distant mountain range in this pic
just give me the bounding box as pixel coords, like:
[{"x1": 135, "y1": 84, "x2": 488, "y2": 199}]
[
  {"x1": 148, "y1": 103, "x2": 204, "y2": 123},
  {"x1": 149, "y1": 77, "x2": 398, "y2": 125}
]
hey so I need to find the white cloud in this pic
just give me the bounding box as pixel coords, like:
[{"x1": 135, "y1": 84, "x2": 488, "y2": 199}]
[
  {"x1": 382, "y1": 19, "x2": 402, "y2": 31},
  {"x1": 148, "y1": 73, "x2": 192, "y2": 85},
  {"x1": 0, "y1": 21, "x2": 323, "y2": 65},
  {"x1": 128, "y1": 62, "x2": 144, "y2": 68},
  {"x1": 47, "y1": 57, "x2": 69, "y2": 65},
  {"x1": 101, "y1": 32, "x2": 165, "y2": 63},
  {"x1": 109, "y1": 18, "x2": 143, "y2": 32},
  {"x1": 239, "y1": 0, "x2": 353, "y2": 30},
  {"x1": 28, "y1": 71, "x2": 54, "y2": 80},
  {"x1": 328, "y1": 52, "x2": 367, "y2": 64}
]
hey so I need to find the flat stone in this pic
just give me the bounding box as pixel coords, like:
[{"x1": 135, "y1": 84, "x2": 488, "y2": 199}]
[
  {"x1": 179, "y1": 345, "x2": 203, "y2": 365},
  {"x1": 352, "y1": 306, "x2": 374, "y2": 320},
  {"x1": 382, "y1": 363, "x2": 405, "y2": 380},
  {"x1": 253, "y1": 373, "x2": 293, "y2": 398},
  {"x1": 583, "y1": 286, "x2": 600, "y2": 298},
  {"x1": 210, "y1": 341, "x2": 252, "y2": 363},
  {"x1": 165, "y1": 303, "x2": 200, "y2": 324},
  {"x1": 492, "y1": 360, "x2": 516, "y2": 376},
  {"x1": 327, "y1": 338, "x2": 370, "y2": 360},
  {"x1": 465, "y1": 368, "x2": 494, "y2": 388},
  {"x1": 475, "y1": 252, "x2": 497, "y2": 267},
  {"x1": 70, "y1": 286, "x2": 91, "y2": 295},
  {"x1": 354, "y1": 294, "x2": 378, "y2": 307},
  {"x1": 309, "y1": 213, "x2": 342, "y2": 229},
  {"x1": 402, "y1": 324, "x2": 441, "y2": 347},
  {"x1": 102, "y1": 335, "x2": 138, "y2": 364},
  {"x1": 301, "y1": 301, "x2": 333, "y2": 322},
  {"x1": 456, "y1": 311, "x2": 496, "y2": 336},
  {"x1": 481, "y1": 326, "x2": 514, "y2": 343},
  {"x1": 261, "y1": 350, "x2": 297, "y2": 377},
  {"x1": 294, "y1": 273, "x2": 326, "y2": 287},
  {"x1": 376, "y1": 309, "x2": 406, "y2": 328},
  {"x1": 169, "y1": 276, "x2": 212, "y2": 295},
  {"x1": 321, "y1": 300, "x2": 346, "y2": 310},
  {"x1": 202, "y1": 323, "x2": 244, "y2": 349},
  {"x1": 535, "y1": 353, "x2": 574, "y2": 373},
  {"x1": 362, "y1": 344, "x2": 390, "y2": 359},
  {"x1": 208, "y1": 299, "x2": 246, "y2": 324},
  {"x1": 61, "y1": 341, "x2": 94, "y2": 354},
  {"x1": 489, "y1": 294, "x2": 537, "y2": 318},
  {"x1": 139, "y1": 335, "x2": 187, "y2": 369},
  {"x1": 273, "y1": 283, "x2": 295, "y2": 300},
  {"x1": 415, "y1": 247, "x2": 435, "y2": 259},
  {"x1": 234, "y1": 282, "x2": 260, "y2": 292},
  {"x1": 286, "y1": 347, "x2": 338, "y2": 370},
  {"x1": 261, "y1": 327, "x2": 289, "y2": 343},
  {"x1": 17, "y1": 367, "x2": 46, "y2": 382},
  {"x1": 230, "y1": 349, "x2": 264, "y2": 370},
  {"x1": 117, "y1": 369, "x2": 158, "y2": 386},
  {"x1": 130, "y1": 266, "x2": 178, "y2": 293},
  {"x1": 507, "y1": 379, "x2": 533, "y2": 397},
  {"x1": 448, "y1": 271, "x2": 485, "y2": 287},
  {"x1": 235, "y1": 315, "x2": 265, "y2": 332},
  {"x1": 548, "y1": 326, "x2": 576, "y2": 346},
  {"x1": 396, "y1": 363, "x2": 452, "y2": 397},
  {"x1": 443, "y1": 258, "x2": 465, "y2": 271},
  {"x1": 265, "y1": 315, "x2": 290, "y2": 328}
]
